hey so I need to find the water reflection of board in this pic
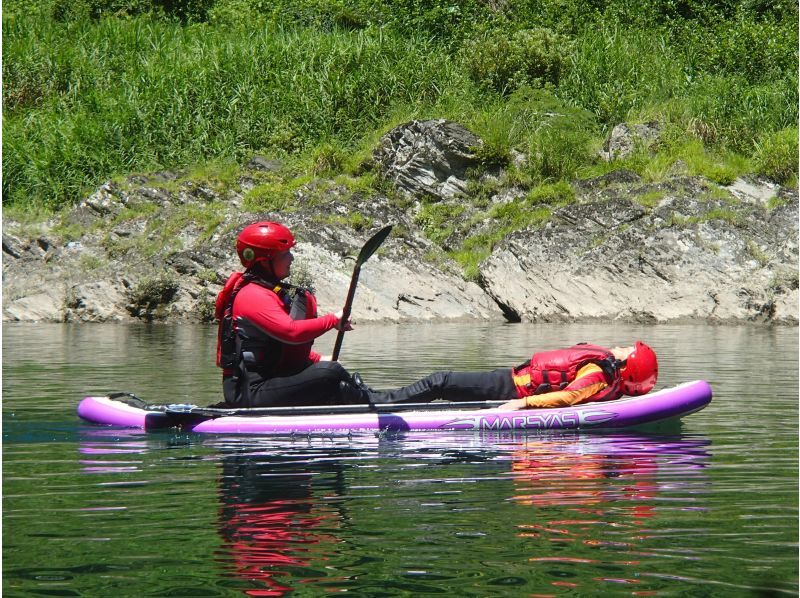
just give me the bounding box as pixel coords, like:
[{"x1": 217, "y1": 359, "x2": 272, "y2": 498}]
[{"x1": 77, "y1": 380, "x2": 711, "y2": 434}]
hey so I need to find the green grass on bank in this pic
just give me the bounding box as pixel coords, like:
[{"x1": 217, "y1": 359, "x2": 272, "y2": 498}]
[
  {"x1": 3, "y1": 13, "x2": 472, "y2": 208},
  {"x1": 3, "y1": 0, "x2": 798, "y2": 212}
]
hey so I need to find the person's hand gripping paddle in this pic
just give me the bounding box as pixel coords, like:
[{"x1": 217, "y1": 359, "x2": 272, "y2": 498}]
[{"x1": 331, "y1": 225, "x2": 393, "y2": 361}]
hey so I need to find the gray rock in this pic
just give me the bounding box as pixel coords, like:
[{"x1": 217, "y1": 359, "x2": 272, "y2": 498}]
[
  {"x1": 150, "y1": 170, "x2": 181, "y2": 182},
  {"x1": 725, "y1": 177, "x2": 780, "y2": 205},
  {"x1": 601, "y1": 122, "x2": 661, "y2": 162},
  {"x1": 479, "y1": 185, "x2": 799, "y2": 325},
  {"x1": 372, "y1": 119, "x2": 481, "y2": 200},
  {"x1": 80, "y1": 181, "x2": 127, "y2": 217},
  {"x1": 247, "y1": 156, "x2": 284, "y2": 172},
  {"x1": 64, "y1": 281, "x2": 130, "y2": 322},
  {"x1": 4, "y1": 293, "x2": 64, "y2": 322},
  {"x1": 289, "y1": 241, "x2": 503, "y2": 323},
  {"x1": 3, "y1": 234, "x2": 23, "y2": 259}
]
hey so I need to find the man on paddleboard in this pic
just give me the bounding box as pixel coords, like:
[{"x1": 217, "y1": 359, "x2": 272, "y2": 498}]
[
  {"x1": 366, "y1": 342, "x2": 659, "y2": 409},
  {"x1": 215, "y1": 221, "x2": 365, "y2": 408}
]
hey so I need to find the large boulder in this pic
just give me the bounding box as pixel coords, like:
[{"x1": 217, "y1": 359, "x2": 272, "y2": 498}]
[
  {"x1": 285, "y1": 236, "x2": 505, "y2": 323},
  {"x1": 64, "y1": 281, "x2": 131, "y2": 323},
  {"x1": 372, "y1": 119, "x2": 482, "y2": 200},
  {"x1": 4, "y1": 293, "x2": 64, "y2": 322}
]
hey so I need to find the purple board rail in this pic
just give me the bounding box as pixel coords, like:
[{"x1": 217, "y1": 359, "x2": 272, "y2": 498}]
[{"x1": 78, "y1": 380, "x2": 712, "y2": 434}]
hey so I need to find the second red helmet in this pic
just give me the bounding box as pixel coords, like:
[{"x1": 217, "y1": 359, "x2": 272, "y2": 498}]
[
  {"x1": 236, "y1": 222, "x2": 296, "y2": 268},
  {"x1": 620, "y1": 341, "x2": 658, "y2": 396}
]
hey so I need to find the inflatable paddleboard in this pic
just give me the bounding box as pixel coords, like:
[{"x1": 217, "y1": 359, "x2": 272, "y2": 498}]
[{"x1": 77, "y1": 380, "x2": 712, "y2": 434}]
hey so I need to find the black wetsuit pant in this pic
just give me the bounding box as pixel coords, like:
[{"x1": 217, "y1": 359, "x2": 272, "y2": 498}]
[
  {"x1": 237, "y1": 361, "x2": 357, "y2": 408},
  {"x1": 231, "y1": 365, "x2": 517, "y2": 408},
  {"x1": 368, "y1": 368, "x2": 516, "y2": 404}
]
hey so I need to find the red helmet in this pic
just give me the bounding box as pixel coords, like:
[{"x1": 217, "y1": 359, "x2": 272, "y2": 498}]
[
  {"x1": 236, "y1": 221, "x2": 296, "y2": 268},
  {"x1": 620, "y1": 341, "x2": 658, "y2": 396}
]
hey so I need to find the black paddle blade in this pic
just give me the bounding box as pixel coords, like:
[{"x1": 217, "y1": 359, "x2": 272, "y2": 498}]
[{"x1": 356, "y1": 224, "x2": 393, "y2": 266}]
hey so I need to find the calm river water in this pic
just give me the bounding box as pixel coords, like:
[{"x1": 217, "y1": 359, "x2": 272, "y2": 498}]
[{"x1": 3, "y1": 322, "x2": 798, "y2": 596}]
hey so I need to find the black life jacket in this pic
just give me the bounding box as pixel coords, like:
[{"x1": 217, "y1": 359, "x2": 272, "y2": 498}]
[{"x1": 215, "y1": 271, "x2": 311, "y2": 406}]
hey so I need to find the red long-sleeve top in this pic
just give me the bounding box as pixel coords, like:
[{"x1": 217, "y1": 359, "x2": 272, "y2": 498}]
[{"x1": 232, "y1": 282, "x2": 338, "y2": 375}]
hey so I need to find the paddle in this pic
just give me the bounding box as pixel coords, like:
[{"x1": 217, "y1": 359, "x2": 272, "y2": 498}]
[
  {"x1": 166, "y1": 399, "x2": 506, "y2": 418},
  {"x1": 331, "y1": 224, "x2": 393, "y2": 361}
]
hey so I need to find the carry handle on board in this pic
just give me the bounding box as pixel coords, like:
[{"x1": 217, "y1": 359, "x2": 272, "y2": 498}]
[{"x1": 331, "y1": 224, "x2": 393, "y2": 362}]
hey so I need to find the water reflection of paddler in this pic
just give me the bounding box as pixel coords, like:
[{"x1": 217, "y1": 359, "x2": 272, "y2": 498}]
[
  {"x1": 507, "y1": 437, "x2": 658, "y2": 519},
  {"x1": 503, "y1": 434, "x2": 711, "y2": 557},
  {"x1": 215, "y1": 451, "x2": 348, "y2": 596}
]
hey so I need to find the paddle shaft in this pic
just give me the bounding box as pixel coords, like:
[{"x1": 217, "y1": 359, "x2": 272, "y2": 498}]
[
  {"x1": 167, "y1": 399, "x2": 507, "y2": 418},
  {"x1": 331, "y1": 262, "x2": 362, "y2": 361},
  {"x1": 331, "y1": 225, "x2": 393, "y2": 361}
]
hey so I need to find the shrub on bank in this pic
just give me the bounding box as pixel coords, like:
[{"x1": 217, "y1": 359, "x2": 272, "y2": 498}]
[
  {"x1": 559, "y1": 25, "x2": 685, "y2": 125},
  {"x1": 463, "y1": 27, "x2": 571, "y2": 95},
  {"x1": 685, "y1": 74, "x2": 798, "y2": 153}
]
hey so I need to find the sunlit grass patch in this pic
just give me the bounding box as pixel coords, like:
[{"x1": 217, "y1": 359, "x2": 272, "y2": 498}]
[
  {"x1": 449, "y1": 200, "x2": 555, "y2": 280},
  {"x1": 318, "y1": 212, "x2": 374, "y2": 232},
  {"x1": 243, "y1": 175, "x2": 311, "y2": 212},
  {"x1": 415, "y1": 202, "x2": 467, "y2": 245},
  {"x1": 635, "y1": 189, "x2": 667, "y2": 208},
  {"x1": 580, "y1": 132, "x2": 753, "y2": 185},
  {"x1": 754, "y1": 127, "x2": 799, "y2": 186}
]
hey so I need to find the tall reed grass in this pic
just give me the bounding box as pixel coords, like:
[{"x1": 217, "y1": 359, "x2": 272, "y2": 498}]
[
  {"x1": 560, "y1": 26, "x2": 686, "y2": 125},
  {"x1": 3, "y1": 12, "x2": 473, "y2": 208}
]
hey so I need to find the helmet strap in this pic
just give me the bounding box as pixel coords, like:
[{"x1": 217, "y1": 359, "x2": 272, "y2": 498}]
[{"x1": 249, "y1": 261, "x2": 277, "y2": 282}]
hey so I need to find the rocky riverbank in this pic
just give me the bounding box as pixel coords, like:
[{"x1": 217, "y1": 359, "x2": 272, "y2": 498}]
[{"x1": 3, "y1": 120, "x2": 798, "y2": 325}]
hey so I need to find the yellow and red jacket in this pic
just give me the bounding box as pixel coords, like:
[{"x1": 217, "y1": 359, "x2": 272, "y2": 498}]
[{"x1": 512, "y1": 344, "x2": 623, "y2": 408}]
